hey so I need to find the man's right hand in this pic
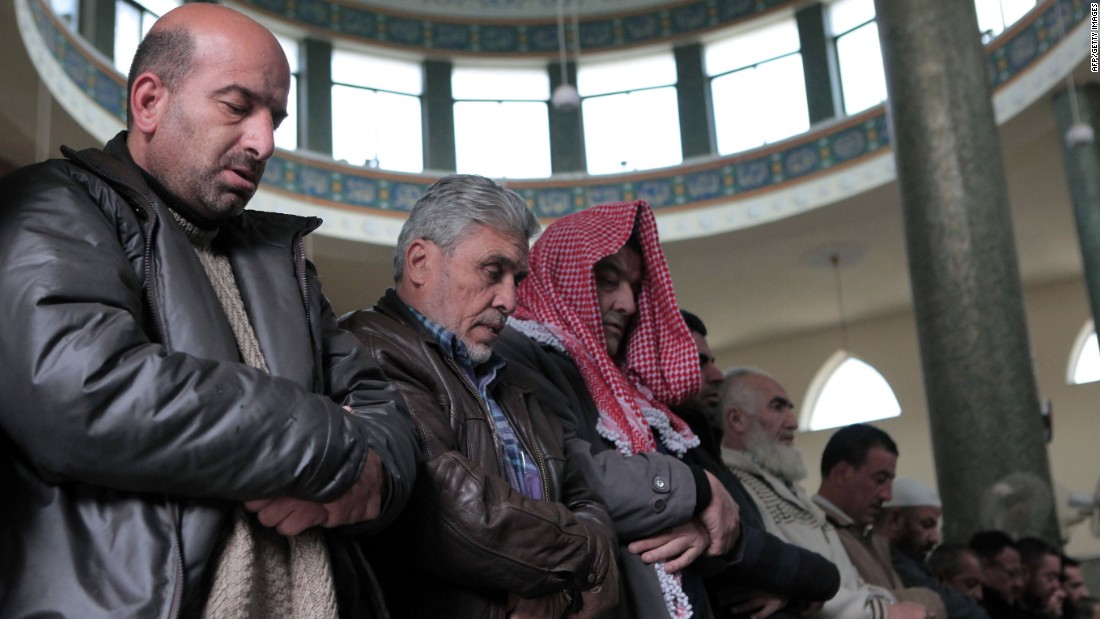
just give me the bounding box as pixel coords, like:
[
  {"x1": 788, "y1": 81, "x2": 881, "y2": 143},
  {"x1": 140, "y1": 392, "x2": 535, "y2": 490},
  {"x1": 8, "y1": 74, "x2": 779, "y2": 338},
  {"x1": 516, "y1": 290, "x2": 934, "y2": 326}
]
[
  {"x1": 626, "y1": 519, "x2": 710, "y2": 573},
  {"x1": 888, "y1": 602, "x2": 931, "y2": 619},
  {"x1": 244, "y1": 450, "x2": 387, "y2": 536},
  {"x1": 321, "y1": 449, "x2": 387, "y2": 527},
  {"x1": 700, "y1": 470, "x2": 740, "y2": 556},
  {"x1": 567, "y1": 547, "x2": 620, "y2": 619}
]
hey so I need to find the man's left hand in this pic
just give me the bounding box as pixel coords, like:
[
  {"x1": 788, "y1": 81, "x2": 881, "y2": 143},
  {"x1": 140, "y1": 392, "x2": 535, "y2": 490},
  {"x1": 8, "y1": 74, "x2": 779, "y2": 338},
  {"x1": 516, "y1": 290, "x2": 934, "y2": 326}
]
[{"x1": 700, "y1": 470, "x2": 741, "y2": 556}]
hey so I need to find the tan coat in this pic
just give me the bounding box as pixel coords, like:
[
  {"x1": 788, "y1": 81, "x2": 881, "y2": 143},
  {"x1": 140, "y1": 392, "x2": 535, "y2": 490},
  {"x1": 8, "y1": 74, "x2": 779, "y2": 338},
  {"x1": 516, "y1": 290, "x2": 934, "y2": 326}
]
[{"x1": 814, "y1": 496, "x2": 949, "y2": 619}]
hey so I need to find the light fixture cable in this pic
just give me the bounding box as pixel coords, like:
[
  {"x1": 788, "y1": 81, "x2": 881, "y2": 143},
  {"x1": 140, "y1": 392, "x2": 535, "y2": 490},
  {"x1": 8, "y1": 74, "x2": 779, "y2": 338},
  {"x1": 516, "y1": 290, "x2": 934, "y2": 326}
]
[
  {"x1": 830, "y1": 254, "x2": 851, "y2": 352},
  {"x1": 556, "y1": 0, "x2": 569, "y2": 87}
]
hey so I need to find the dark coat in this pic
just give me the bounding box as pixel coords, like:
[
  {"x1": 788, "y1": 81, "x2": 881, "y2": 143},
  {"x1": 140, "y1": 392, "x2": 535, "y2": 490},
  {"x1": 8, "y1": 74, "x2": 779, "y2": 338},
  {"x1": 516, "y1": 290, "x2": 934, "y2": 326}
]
[
  {"x1": 339, "y1": 290, "x2": 617, "y2": 618},
  {"x1": 0, "y1": 133, "x2": 416, "y2": 618},
  {"x1": 497, "y1": 326, "x2": 842, "y2": 619}
]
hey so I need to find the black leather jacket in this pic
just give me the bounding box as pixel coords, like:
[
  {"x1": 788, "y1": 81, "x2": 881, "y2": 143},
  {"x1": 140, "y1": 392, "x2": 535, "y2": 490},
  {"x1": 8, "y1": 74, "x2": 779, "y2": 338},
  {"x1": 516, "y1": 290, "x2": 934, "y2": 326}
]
[
  {"x1": 340, "y1": 290, "x2": 618, "y2": 618},
  {"x1": 0, "y1": 133, "x2": 416, "y2": 618}
]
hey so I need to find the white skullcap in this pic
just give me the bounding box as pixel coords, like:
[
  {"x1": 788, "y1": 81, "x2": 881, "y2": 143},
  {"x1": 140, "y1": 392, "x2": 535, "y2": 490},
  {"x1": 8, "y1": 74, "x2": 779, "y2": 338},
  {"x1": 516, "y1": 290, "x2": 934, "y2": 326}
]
[{"x1": 884, "y1": 477, "x2": 941, "y2": 508}]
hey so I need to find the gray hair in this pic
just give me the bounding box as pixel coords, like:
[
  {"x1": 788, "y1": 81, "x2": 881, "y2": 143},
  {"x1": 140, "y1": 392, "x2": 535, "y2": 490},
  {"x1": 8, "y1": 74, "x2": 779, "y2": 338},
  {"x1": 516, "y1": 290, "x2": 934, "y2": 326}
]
[
  {"x1": 719, "y1": 366, "x2": 779, "y2": 417},
  {"x1": 393, "y1": 174, "x2": 540, "y2": 282}
]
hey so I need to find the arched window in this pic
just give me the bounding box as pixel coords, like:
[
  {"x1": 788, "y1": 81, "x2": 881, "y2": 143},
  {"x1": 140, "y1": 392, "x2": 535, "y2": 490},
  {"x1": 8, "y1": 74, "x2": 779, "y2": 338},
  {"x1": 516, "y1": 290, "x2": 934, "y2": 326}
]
[
  {"x1": 705, "y1": 15, "x2": 809, "y2": 155},
  {"x1": 828, "y1": 0, "x2": 886, "y2": 115},
  {"x1": 1067, "y1": 321, "x2": 1100, "y2": 385},
  {"x1": 578, "y1": 51, "x2": 682, "y2": 174},
  {"x1": 801, "y1": 350, "x2": 901, "y2": 431},
  {"x1": 331, "y1": 48, "x2": 423, "y2": 173},
  {"x1": 452, "y1": 65, "x2": 551, "y2": 179}
]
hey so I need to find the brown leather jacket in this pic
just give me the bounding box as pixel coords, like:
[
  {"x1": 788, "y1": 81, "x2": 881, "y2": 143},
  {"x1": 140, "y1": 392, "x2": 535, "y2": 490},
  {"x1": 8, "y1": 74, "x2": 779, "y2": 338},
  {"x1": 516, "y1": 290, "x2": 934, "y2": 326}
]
[{"x1": 340, "y1": 290, "x2": 618, "y2": 618}]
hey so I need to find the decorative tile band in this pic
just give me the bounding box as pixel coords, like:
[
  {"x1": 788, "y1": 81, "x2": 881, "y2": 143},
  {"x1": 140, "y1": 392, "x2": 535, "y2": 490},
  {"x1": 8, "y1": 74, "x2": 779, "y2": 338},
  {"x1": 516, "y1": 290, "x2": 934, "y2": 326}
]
[{"x1": 243, "y1": 0, "x2": 795, "y2": 56}]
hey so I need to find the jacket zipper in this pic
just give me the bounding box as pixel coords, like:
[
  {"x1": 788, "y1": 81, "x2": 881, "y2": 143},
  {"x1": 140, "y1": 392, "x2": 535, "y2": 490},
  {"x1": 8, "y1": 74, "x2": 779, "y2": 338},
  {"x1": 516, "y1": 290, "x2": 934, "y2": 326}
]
[{"x1": 294, "y1": 233, "x2": 311, "y2": 332}]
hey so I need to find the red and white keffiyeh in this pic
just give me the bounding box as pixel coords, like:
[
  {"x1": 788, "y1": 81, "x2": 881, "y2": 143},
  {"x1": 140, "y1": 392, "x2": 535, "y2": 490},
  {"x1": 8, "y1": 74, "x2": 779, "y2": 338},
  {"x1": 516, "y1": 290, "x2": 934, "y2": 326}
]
[
  {"x1": 512, "y1": 201, "x2": 701, "y2": 618},
  {"x1": 512, "y1": 201, "x2": 700, "y2": 457}
]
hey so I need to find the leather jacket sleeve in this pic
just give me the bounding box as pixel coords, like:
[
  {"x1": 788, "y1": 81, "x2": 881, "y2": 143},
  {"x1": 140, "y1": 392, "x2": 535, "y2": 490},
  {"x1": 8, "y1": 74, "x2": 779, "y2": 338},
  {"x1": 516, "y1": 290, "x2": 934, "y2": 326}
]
[
  {"x1": 309, "y1": 272, "x2": 417, "y2": 528},
  {"x1": 0, "y1": 162, "x2": 402, "y2": 505},
  {"x1": 346, "y1": 315, "x2": 617, "y2": 598}
]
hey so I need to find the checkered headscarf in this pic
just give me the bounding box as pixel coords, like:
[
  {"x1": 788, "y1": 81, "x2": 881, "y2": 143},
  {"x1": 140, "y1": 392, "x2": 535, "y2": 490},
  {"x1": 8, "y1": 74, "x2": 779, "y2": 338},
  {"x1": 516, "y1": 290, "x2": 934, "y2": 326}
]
[{"x1": 513, "y1": 201, "x2": 700, "y2": 456}]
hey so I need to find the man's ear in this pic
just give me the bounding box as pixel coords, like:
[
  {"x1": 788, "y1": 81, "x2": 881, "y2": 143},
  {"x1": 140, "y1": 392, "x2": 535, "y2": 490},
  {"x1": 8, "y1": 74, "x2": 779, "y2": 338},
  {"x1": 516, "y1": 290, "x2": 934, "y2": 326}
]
[
  {"x1": 726, "y1": 407, "x2": 747, "y2": 434},
  {"x1": 130, "y1": 72, "x2": 167, "y2": 136},
  {"x1": 403, "y1": 239, "x2": 435, "y2": 287},
  {"x1": 830, "y1": 461, "x2": 854, "y2": 487}
]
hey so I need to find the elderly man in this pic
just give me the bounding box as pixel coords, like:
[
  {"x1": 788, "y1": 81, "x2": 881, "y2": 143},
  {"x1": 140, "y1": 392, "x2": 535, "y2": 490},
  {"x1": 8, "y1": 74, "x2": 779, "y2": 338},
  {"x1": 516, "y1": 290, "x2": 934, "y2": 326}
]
[
  {"x1": 496, "y1": 202, "x2": 743, "y2": 618},
  {"x1": 928, "y1": 544, "x2": 987, "y2": 602},
  {"x1": 815, "y1": 425, "x2": 946, "y2": 618},
  {"x1": 0, "y1": 5, "x2": 416, "y2": 617},
  {"x1": 719, "y1": 367, "x2": 931, "y2": 619},
  {"x1": 877, "y1": 478, "x2": 990, "y2": 619},
  {"x1": 339, "y1": 174, "x2": 618, "y2": 617},
  {"x1": 970, "y1": 530, "x2": 1028, "y2": 619}
]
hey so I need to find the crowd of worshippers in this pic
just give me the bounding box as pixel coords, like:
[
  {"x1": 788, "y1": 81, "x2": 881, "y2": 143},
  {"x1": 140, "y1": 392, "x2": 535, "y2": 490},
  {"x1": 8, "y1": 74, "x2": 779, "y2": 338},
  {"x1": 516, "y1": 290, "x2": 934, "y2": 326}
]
[{"x1": 1, "y1": 5, "x2": 1096, "y2": 618}]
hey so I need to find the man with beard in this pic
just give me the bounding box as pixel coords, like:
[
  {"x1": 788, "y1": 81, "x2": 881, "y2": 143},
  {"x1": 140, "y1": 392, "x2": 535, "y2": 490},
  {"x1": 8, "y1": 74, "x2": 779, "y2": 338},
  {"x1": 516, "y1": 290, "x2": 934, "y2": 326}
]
[
  {"x1": 876, "y1": 478, "x2": 989, "y2": 619},
  {"x1": 1063, "y1": 556, "x2": 1093, "y2": 618},
  {"x1": 970, "y1": 531, "x2": 1028, "y2": 619},
  {"x1": 719, "y1": 368, "x2": 930, "y2": 619},
  {"x1": 0, "y1": 5, "x2": 417, "y2": 617},
  {"x1": 1016, "y1": 538, "x2": 1064, "y2": 619},
  {"x1": 674, "y1": 310, "x2": 725, "y2": 460},
  {"x1": 499, "y1": 202, "x2": 844, "y2": 618},
  {"x1": 815, "y1": 426, "x2": 946, "y2": 618},
  {"x1": 339, "y1": 175, "x2": 619, "y2": 617},
  {"x1": 496, "y1": 202, "x2": 738, "y2": 618}
]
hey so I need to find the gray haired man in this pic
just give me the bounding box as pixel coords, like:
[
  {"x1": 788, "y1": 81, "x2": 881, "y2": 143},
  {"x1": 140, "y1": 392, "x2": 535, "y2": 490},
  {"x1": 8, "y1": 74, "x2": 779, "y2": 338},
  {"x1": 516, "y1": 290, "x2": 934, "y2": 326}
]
[{"x1": 340, "y1": 174, "x2": 619, "y2": 618}]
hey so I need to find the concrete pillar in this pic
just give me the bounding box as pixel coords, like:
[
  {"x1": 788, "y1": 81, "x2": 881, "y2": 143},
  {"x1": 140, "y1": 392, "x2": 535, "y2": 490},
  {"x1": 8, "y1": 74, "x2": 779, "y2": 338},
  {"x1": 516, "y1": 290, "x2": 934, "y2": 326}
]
[
  {"x1": 299, "y1": 38, "x2": 332, "y2": 156},
  {"x1": 79, "y1": 0, "x2": 114, "y2": 60},
  {"x1": 673, "y1": 43, "x2": 714, "y2": 159},
  {"x1": 874, "y1": 0, "x2": 1059, "y2": 545},
  {"x1": 423, "y1": 59, "x2": 456, "y2": 171},
  {"x1": 796, "y1": 2, "x2": 840, "y2": 125},
  {"x1": 1054, "y1": 85, "x2": 1100, "y2": 348},
  {"x1": 549, "y1": 60, "x2": 586, "y2": 173}
]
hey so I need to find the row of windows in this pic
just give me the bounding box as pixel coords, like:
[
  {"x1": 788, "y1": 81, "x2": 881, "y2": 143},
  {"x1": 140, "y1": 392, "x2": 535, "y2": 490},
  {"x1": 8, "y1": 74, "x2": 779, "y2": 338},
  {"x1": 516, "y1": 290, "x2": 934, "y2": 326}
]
[
  {"x1": 49, "y1": 0, "x2": 1037, "y2": 178},
  {"x1": 798, "y1": 320, "x2": 1100, "y2": 432}
]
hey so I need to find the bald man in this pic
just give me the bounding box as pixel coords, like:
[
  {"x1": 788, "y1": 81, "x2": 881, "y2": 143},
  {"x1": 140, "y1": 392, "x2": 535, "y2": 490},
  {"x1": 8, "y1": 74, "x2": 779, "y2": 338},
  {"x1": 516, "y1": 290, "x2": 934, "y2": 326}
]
[{"x1": 0, "y1": 5, "x2": 415, "y2": 617}]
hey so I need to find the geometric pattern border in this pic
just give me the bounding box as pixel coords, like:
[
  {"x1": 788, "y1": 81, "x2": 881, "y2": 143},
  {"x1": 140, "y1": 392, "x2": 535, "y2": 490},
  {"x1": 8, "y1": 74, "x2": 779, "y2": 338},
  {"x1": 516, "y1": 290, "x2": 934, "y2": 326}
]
[{"x1": 242, "y1": 0, "x2": 797, "y2": 56}]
